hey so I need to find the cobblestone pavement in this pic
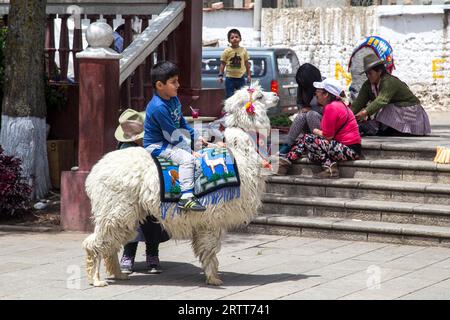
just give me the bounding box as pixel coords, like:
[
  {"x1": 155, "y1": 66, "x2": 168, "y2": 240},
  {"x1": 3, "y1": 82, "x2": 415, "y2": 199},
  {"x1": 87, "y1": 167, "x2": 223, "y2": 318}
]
[{"x1": 0, "y1": 230, "x2": 449, "y2": 300}]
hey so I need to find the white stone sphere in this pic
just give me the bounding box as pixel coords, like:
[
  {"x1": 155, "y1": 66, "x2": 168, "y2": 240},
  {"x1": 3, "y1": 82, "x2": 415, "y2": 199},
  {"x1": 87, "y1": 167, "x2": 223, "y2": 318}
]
[{"x1": 86, "y1": 22, "x2": 114, "y2": 48}]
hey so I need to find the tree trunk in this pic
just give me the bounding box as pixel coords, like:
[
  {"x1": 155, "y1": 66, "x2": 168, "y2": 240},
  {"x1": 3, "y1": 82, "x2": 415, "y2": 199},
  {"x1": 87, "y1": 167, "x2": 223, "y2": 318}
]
[{"x1": 0, "y1": 0, "x2": 50, "y2": 199}]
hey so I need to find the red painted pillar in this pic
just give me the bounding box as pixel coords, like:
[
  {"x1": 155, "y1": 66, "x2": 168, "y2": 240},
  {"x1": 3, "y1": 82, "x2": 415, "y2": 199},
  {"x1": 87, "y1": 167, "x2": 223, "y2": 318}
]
[
  {"x1": 171, "y1": 0, "x2": 203, "y2": 112},
  {"x1": 77, "y1": 58, "x2": 120, "y2": 170},
  {"x1": 61, "y1": 22, "x2": 122, "y2": 232}
]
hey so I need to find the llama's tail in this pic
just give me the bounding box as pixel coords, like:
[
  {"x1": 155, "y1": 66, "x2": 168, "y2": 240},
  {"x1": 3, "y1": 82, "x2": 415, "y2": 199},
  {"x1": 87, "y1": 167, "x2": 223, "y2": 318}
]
[{"x1": 82, "y1": 233, "x2": 98, "y2": 252}]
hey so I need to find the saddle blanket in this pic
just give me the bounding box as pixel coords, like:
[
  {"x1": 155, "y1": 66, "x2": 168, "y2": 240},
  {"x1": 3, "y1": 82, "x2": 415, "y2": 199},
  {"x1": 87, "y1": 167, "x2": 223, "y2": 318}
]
[{"x1": 152, "y1": 147, "x2": 240, "y2": 219}]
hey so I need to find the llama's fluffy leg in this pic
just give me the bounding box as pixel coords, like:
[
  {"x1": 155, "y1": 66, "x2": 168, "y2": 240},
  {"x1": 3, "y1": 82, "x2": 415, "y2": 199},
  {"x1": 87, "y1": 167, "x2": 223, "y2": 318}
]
[
  {"x1": 92, "y1": 255, "x2": 108, "y2": 287},
  {"x1": 83, "y1": 234, "x2": 108, "y2": 287},
  {"x1": 83, "y1": 234, "x2": 107, "y2": 287},
  {"x1": 192, "y1": 228, "x2": 223, "y2": 286},
  {"x1": 85, "y1": 248, "x2": 95, "y2": 285},
  {"x1": 104, "y1": 253, "x2": 129, "y2": 280}
]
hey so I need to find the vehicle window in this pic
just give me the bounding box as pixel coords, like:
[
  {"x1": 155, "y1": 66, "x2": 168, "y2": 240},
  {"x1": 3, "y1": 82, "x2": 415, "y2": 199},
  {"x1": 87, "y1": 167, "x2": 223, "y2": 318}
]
[
  {"x1": 202, "y1": 57, "x2": 221, "y2": 75},
  {"x1": 202, "y1": 55, "x2": 267, "y2": 78},
  {"x1": 248, "y1": 58, "x2": 266, "y2": 78},
  {"x1": 276, "y1": 51, "x2": 299, "y2": 75}
]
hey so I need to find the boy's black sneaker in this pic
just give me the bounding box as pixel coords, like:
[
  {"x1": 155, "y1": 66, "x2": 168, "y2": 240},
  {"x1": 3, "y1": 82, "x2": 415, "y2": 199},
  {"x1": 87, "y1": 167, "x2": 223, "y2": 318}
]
[{"x1": 177, "y1": 197, "x2": 206, "y2": 211}]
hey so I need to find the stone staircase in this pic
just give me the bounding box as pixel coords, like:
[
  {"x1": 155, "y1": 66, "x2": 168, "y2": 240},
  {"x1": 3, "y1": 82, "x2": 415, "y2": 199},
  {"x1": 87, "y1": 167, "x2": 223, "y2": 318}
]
[{"x1": 247, "y1": 134, "x2": 450, "y2": 247}]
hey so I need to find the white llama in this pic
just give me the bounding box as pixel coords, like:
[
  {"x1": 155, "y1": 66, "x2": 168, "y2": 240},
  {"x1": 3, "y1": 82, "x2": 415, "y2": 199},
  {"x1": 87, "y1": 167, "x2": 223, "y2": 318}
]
[
  {"x1": 82, "y1": 84, "x2": 279, "y2": 287},
  {"x1": 203, "y1": 151, "x2": 228, "y2": 174}
]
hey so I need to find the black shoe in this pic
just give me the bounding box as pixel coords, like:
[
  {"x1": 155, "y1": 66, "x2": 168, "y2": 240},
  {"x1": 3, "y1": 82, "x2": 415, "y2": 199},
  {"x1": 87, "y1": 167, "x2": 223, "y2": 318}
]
[
  {"x1": 177, "y1": 197, "x2": 206, "y2": 211},
  {"x1": 119, "y1": 255, "x2": 135, "y2": 274},
  {"x1": 146, "y1": 256, "x2": 162, "y2": 274}
]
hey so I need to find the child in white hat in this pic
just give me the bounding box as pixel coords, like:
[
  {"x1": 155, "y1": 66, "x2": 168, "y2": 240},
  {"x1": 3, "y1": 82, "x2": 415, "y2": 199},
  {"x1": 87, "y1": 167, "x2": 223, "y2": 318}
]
[{"x1": 115, "y1": 109, "x2": 170, "y2": 274}]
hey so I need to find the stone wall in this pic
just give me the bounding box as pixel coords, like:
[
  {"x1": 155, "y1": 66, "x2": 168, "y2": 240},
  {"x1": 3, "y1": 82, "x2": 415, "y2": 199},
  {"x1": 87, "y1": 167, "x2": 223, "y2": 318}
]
[{"x1": 262, "y1": 5, "x2": 450, "y2": 111}]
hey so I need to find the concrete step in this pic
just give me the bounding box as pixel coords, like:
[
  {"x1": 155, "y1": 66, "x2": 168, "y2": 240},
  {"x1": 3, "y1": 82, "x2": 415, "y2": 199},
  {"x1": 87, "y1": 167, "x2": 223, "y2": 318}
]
[
  {"x1": 262, "y1": 128, "x2": 450, "y2": 247},
  {"x1": 247, "y1": 214, "x2": 450, "y2": 248},
  {"x1": 266, "y1": 176, "x2": 450, "y2": 205},
  {"x1": 359, "y1": 135, "x2": 448, "y2": 161},
  {"x1": 260, "y1": 194, "x2": 450, "y2": 227},
  {"x1": 287, "y1": 158, "x2": 450, "y2": 183},
  {"x1": 280, "y1": 133, "x2": 447, "y2": 161},
  {"x1": 361, "y1": 142, "x2": 435, "y2": 161}
]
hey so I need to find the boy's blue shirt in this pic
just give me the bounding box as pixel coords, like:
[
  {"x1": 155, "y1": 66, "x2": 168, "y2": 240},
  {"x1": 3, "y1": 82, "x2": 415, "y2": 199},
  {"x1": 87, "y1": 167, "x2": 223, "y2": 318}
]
[{"x1": 144, "y1": 94, "x2": 195, "y2": 156}]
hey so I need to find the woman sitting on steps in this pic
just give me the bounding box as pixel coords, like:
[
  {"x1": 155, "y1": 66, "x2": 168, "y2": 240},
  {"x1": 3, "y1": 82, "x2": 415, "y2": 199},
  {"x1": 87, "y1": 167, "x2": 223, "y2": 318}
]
[
  {"x1": 279, "y1": 78, "x2": 362, "y2": 179},
  {"x1": 279, "y1": 63, "x2": 323, "y2": 158},
  {"x1": 352, "y1": 53, "x2": 431, "y2": 136}
]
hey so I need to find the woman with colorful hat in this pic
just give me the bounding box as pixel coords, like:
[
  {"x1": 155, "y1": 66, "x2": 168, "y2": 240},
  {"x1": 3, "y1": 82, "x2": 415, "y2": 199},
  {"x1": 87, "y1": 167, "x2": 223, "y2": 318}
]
[{"x1": 352, "y1": 53, "x2": 431, "y2": 136}]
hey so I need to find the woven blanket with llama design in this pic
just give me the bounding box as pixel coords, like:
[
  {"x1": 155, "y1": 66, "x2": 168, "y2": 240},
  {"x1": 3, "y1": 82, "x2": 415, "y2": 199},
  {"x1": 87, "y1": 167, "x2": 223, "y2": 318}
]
[{"x1": 152, "y1": 147, "x2": 240, "y2": 219}]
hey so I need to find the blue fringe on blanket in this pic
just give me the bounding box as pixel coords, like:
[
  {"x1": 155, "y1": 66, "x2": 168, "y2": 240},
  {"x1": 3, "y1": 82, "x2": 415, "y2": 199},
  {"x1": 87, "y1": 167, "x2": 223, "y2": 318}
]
[{"x1": 160, "y1": 186, "x2": 241, "y2": 220}]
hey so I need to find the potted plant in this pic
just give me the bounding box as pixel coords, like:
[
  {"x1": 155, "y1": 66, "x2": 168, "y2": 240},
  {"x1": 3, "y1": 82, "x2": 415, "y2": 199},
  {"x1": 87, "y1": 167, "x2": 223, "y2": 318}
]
[{"x1": 269, "y1": 113, "x2": 292, "y2": 133}]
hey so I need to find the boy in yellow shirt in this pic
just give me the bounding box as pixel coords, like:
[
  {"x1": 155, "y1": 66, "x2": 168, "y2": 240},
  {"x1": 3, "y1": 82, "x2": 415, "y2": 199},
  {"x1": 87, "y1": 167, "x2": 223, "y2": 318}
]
[{"x1": 218, "y1": 29, "x2": 251, "y2": 98}]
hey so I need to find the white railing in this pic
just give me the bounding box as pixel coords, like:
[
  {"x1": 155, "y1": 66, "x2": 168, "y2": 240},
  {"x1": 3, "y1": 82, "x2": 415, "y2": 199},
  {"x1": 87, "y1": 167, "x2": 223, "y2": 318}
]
[{"x1": 119, "y1": 1, "x2": 185, "y2": 85}]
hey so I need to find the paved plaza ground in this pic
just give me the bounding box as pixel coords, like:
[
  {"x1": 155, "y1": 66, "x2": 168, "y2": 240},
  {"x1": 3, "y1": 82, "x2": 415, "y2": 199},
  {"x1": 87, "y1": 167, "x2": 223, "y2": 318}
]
[{"x1": 0, "y1": 230, "x2": 449, "y2": 300}]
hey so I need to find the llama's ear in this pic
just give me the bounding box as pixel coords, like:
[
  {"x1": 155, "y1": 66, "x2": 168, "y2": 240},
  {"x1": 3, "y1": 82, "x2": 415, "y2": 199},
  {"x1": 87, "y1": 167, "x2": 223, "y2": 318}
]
[{"x1": 251, "y1": 80, "x2": 260, "y2": 88}]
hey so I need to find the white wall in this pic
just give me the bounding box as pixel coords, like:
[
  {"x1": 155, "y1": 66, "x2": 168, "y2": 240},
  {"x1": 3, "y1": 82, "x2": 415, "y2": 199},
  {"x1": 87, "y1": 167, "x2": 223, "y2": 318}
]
[
  {"x1": 376, "y1": 6, "x2": 450, "y2": 111},
  {"x1": 261, "y1": 5, "x2": 450, "y2": 111},
  {"x1": 262, "y1": 6, "x2": 378, "y2": 98},
  {"x1": 203, "y1": 9, "x2": 258, "y2": 47}
]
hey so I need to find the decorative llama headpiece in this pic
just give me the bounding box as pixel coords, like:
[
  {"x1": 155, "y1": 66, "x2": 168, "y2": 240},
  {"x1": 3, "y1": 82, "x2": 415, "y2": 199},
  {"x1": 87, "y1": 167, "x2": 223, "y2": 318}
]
[{"x1": 244, "y1": 87, "x2": 256, "y2": 116}]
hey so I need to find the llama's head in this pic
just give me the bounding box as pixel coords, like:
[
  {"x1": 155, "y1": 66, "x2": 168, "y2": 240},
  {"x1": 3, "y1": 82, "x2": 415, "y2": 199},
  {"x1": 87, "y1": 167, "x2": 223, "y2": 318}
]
[{"x1": 223, "y1": 82, "x2": 279, "y2": 131}]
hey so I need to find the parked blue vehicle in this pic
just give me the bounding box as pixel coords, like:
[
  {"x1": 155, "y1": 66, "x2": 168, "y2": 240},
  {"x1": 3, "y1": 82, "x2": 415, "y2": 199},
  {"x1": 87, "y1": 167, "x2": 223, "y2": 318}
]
[{"x1": 202, "y1": 47, "x2": 300, "y2": 115}]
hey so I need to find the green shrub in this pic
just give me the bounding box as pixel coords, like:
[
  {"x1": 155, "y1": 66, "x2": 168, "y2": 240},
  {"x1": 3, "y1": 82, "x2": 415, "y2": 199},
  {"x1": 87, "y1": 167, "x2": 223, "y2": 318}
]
[{"x1": 269, "y1": 114, "x2": 292, "y2": 127}]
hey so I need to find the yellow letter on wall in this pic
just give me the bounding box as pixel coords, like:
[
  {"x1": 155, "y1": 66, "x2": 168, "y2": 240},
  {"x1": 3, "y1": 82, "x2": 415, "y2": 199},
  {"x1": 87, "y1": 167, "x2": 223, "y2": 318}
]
[
  {"x1": 335, "y1": 62, "x2": 352, "y2": 86},
  {"x1": 432, "y1": 58, "x2": 445, "y2": 79}
]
